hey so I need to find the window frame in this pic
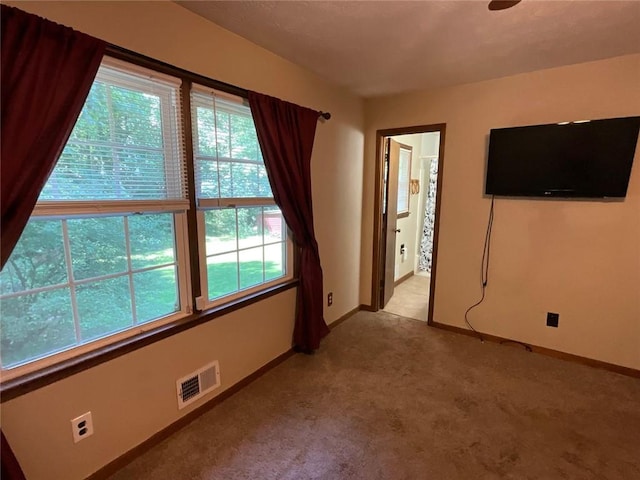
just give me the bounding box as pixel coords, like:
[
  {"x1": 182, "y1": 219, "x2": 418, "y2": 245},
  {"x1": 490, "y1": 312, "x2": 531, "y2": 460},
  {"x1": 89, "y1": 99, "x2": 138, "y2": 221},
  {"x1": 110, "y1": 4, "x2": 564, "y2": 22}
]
[
  {"x1": 396, "y1": 143, "x2": 413, "y2": 218},
  {"x1": 0, "y1": 212, "x2": 193, "y2": 380},
  {"x1": 0, "y1": 47, "x2": 297, "y2": 395},
  {"x1": 190, "y1": 85, "x2": 293, "y2": 311},
  {"x1": 195, "y1": 205, "x2": 294, "y2": 311},
  {"x1": 1, "y1": 57, "x2": 193, "y2": 380}
]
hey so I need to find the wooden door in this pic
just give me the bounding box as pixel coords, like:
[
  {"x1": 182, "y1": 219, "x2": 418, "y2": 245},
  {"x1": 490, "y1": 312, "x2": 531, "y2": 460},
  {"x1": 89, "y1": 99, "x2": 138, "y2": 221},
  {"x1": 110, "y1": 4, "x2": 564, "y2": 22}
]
[{"x1": 381, "y1": 138, "x2": 401, "y2": 307}]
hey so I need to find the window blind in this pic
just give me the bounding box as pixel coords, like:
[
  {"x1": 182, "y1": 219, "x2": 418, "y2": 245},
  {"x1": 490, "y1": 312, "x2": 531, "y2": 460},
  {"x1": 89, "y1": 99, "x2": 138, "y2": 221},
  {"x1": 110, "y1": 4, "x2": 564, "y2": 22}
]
[
  {"x1": 38, "y1": 57, "x2": 188, "y2": 208},
  {"x1": 191, "y1": 86, "x2": 273, "y2": 204}
]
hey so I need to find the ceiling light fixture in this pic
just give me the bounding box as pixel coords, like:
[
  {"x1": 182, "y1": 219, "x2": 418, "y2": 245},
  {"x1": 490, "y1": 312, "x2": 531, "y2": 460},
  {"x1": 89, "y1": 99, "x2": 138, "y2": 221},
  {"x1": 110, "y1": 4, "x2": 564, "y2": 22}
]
[{"x1": 488, "y1": 1, "x2": 522, "y2": 11}]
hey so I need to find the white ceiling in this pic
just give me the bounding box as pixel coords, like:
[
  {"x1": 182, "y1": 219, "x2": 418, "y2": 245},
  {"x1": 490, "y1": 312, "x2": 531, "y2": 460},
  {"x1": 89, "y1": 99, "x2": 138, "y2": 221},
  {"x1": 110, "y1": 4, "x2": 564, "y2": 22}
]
[{"x1": 177, "y1": 1, "x2": 640, "y2": 98}]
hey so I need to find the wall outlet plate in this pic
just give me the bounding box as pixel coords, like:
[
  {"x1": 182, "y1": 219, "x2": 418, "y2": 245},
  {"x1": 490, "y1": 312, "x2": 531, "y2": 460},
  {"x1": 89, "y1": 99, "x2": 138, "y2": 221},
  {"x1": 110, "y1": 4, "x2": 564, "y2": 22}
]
[
  {"x1": 546, "y1": 312, "x2": 559, "y2": 328},
  {"x1": 71, "y1": 412, "x2": 94, "y2": 443}
]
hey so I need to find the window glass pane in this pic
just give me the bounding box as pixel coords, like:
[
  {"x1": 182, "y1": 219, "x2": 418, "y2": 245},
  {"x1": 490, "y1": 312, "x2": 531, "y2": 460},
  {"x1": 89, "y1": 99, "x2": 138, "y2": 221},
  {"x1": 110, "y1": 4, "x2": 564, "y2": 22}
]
[
  {"x1": 231, "y1": 163, "x2": 259, "y2": 197},
  {"x1": 0, "y1": 219, "x2": 66, "y2": 294},
  {"x1": 129, "y1": 214, "x2": 175, "y2": 269},
  {"x1": 238, "y1": 207, "x2": 263, "y2": 249},
  {"x1": 196, "y1": 160, "x2": 220, "y2": 198},
  {"x1": 263, "y1": 208, "x2": 285, "y2": 241},
  {"x1": 218, "y1": 161, "x2": 233, "y2": 198},
  {"x1": 39, "y1": 64, "x2": 184, "y2": 202},
  {"x1": 230, "y1": 114, "x2": 258, "y2": 161},
  {"x1": 192, "y1": 91, "x2": 273, "y2": 200},
  {"x1": 196, "y1": 106, "x2": 217, "y2": 157},
  {"x1": 108, "y1": 85, "x2": 162, "y2": 148},
  {"x1": 69, "y1": 82, "x2": 110, "y2": 143},
  {"x1": 116, "y1": 149, "x2": 167, "y2": 200},
  {"x1": 215, "y1": 111, "x2": 230, "y2": 158},
  {"x1": 205, "y1": 209, "x2": 237, "y2": 254},
  {"x1": 202, "y1": 205, "x2": 289, "y2": 302},
  {"x1": 46, "y1": 147, "x2": 167, "y2": 201},
  {"x1": 207, "y1": 252, "x2": 238, "y2": 300},
  {"x1": 76, "y1": 276, "x2": 132, "y2": 341},
  {"x1": 264, "y1": 243, "x2": 286, "y2": 282},
  {"x1": 397, "y1": 147, "x2": 411, "y2": 213},
  {"x1": 1, "y1": 210, "x2": 186, "y2": 369},
  {"x1": 0, "y1": 288, "x2": 75, "y2": 368},
  {"x1": 239, "y1": 247, "x2": 264, "y2": 289},
  {"x1": 257, "y1": 165, "x2": 273, "y2": 197},
  {"x1": 68, "y1": 217, "x2": 127, "y2": 280},
  {"x1": 134, "y1": 266, "x2": 178, "y2": 323}
]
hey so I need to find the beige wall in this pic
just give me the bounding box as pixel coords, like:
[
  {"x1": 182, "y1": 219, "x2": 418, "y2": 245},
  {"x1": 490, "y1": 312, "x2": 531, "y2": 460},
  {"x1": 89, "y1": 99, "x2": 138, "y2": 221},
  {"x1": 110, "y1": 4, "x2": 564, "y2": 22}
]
[
  {"x1": 362, "y1": 54, "x2": 640, "y2": 369},
  {"x1": 1, "y1": 2, "x2": 364, "y2": 479}
]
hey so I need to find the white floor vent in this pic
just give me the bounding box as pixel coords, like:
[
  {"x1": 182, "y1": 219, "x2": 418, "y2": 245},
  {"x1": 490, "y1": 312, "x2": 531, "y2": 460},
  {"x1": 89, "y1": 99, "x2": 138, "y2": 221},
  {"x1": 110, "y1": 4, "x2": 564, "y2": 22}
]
[{"x1": 176, "y1": 361, "x2": 221, "y2": 409}]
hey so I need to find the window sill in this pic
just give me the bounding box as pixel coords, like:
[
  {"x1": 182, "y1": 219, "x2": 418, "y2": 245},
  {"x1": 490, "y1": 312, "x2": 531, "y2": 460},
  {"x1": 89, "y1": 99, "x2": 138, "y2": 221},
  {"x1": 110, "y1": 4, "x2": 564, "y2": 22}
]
[{"x1": 0, "y1": 279, "x2": 299, "y2": 403}]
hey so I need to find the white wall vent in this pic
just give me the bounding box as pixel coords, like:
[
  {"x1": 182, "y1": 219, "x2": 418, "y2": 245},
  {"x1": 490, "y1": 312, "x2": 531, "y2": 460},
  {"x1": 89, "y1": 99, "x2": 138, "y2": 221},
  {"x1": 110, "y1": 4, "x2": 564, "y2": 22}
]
[{"x1": 176, "y1": 361, "x2": 221, "y2": 409}]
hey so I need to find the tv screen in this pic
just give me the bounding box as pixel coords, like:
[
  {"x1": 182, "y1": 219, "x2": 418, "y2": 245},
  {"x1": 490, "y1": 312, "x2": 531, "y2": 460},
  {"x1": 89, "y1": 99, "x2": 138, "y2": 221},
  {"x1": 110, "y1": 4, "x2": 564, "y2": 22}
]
[{"x1": 485, "y1": 116, "x2": 640, "y2": 198}]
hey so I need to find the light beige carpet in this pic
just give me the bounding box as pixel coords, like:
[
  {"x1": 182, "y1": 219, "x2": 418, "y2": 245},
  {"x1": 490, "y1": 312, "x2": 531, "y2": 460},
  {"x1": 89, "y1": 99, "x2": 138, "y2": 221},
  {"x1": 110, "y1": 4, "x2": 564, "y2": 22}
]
[
  {"x1": 383, "y1": 274, "x2": 430, "y2": 321},
  {"x1": 107, "y1": 311, "x2": 640, "y2": 480}
]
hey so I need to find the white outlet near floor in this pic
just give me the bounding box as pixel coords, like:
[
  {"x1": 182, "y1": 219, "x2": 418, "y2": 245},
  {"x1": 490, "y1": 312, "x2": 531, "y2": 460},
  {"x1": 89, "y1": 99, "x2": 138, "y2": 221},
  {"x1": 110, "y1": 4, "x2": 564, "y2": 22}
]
[{"x1": 71, "y1": 412, "x2": 94, "y2": 443}]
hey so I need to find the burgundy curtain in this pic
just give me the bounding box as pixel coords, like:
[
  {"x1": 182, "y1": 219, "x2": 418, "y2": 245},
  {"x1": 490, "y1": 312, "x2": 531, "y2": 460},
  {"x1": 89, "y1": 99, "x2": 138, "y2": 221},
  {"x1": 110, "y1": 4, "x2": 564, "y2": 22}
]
[
  {"x1": 248, "y1": 92, "x2": 329, "y2": 352},
  {"x1": 0, "y1": 6, "x2": 105, "y2": 479},
  {"x1": 1, "y1": 5, "x2": 106, "y2": 267},
  {"x1": 1, "y1": 432, "x2": 25, "y2": 480}
]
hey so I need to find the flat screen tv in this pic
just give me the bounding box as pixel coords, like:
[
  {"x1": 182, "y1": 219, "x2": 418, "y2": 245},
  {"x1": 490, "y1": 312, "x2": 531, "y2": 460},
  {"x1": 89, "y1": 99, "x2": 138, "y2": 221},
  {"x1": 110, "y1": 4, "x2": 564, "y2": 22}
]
[{"x1": 485, "y1": 116, "x2": 640, "y2": 198}]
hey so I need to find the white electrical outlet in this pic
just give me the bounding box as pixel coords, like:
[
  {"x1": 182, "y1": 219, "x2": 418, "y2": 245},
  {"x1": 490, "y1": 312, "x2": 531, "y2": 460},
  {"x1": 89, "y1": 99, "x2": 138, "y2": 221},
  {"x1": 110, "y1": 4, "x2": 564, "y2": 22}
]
[{"x1": 71, "y1": 412, "x2": 94, "y2": 443}]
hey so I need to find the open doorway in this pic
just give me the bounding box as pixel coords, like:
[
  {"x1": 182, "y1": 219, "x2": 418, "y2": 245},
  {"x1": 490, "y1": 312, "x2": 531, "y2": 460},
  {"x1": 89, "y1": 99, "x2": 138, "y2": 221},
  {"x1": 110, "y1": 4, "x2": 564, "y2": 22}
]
[{"x1": 370, "y1": 124, "x2": 445, "y2": 325}]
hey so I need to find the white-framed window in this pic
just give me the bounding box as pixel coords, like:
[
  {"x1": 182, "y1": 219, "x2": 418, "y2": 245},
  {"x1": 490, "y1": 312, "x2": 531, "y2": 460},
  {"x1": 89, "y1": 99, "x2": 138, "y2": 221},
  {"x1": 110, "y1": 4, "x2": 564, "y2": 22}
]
[
  {"x1": 190, "y1": 86, "x2": 292, "y2": 309},
  {"x1": 397, "y1": 144, "x2": 412, "y2": 216},
  {"x1": 0, "y1": 57, "x2": 192, "y2": 377},
  {"x1": 1, "y1": 58, "x2": 295, "y2": 379}
]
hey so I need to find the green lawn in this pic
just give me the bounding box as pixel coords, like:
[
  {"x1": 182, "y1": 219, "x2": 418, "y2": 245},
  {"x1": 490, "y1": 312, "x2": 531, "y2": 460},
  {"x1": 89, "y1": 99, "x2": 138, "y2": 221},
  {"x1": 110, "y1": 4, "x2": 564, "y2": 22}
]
[{"x1": 207, "y1": 259, "x2": 283, "y2": 299}]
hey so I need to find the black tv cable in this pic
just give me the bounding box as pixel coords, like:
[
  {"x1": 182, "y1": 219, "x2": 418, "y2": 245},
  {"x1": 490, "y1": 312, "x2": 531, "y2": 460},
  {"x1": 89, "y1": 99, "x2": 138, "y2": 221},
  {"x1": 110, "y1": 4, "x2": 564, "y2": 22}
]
[{"x1": 464, "y1": 195, "x2": 495, "y2": 342}]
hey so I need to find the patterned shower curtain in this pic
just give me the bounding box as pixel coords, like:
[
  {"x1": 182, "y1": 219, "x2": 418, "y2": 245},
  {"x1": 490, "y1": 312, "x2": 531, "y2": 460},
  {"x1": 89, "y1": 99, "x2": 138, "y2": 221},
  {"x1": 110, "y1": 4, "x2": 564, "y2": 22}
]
[{"x1": 418, "y1": 157, "x2": 438, "y2": 273}]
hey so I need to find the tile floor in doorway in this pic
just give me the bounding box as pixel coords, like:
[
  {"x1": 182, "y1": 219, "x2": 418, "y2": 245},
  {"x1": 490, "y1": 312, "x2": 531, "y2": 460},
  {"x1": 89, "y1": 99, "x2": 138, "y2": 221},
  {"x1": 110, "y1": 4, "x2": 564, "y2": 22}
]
[{"x1": 382, "y1": 273, "x2": 430, "y2": 321}]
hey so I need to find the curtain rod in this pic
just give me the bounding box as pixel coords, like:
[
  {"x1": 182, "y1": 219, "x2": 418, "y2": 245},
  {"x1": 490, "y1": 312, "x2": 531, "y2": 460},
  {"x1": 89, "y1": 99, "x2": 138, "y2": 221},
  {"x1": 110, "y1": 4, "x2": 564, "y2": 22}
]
[{"x1": 105, "y1": 44, "x2": 331, "y2": 121}]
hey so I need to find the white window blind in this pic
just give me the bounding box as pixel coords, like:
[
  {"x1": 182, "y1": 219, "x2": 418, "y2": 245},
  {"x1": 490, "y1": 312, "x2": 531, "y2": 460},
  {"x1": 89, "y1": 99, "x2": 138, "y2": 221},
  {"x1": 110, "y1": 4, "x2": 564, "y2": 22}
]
[
  {"x1": 191, "y1": 86, "x2": 272, "y2": 205},
  {"x1": 38, "y1": 57, "x2": 187, "y2": 209}
]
